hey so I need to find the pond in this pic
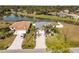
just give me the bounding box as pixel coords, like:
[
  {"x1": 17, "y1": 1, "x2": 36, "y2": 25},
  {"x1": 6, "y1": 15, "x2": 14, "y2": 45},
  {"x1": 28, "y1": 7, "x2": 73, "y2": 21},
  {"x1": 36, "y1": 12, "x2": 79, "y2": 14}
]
[
  {"x1": 35, "y1": 21, "x2": 56, "y2": 29},
  {"x1": 2, "y1": 14, "x2": 56, "y2": 22},
  {"x1": 3, "y1": 15, "x2": 33, "y2": 21}
]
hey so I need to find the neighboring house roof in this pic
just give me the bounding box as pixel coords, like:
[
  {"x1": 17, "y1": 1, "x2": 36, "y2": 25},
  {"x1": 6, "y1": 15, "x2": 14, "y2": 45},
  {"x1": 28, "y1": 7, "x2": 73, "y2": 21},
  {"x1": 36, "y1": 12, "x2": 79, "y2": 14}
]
[{"x1": 9, "y1": 21, "x2": 31, "y2": 30}]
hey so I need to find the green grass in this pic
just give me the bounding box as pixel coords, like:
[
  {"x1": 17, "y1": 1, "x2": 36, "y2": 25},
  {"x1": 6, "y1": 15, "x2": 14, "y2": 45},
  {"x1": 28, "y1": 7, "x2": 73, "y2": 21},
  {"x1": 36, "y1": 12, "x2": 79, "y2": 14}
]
[
  {"x1": 46, "y1": 33, "x2": 70, "y2": 53},
  {"x1": 67, "y1": 40, "x2": 79, "y2": 48},
  {"x1": 43, "y1": 23, "x2": 70, "y2": 52},
  {"x1": 46, "y1": 23, "x2": 79, "y2": 52},
  {"x1": 22, "y1": 25, "x2": 36, "y2": 49},
  {"x1": 0, "y1": 35, "x2": 15, "y2": 50},
  {"x1": 0, "y1": 21, "x2": 13, "y2": 28},
  {"x1": 0, "y1": 21, "x2": 15, "y2": 50},
  {"x1": 0, "y1": 28, "x2": 10, "y2": 35},
  {"x1": 35, "y1": 15, "x2": 79, "y2": 23},
  {"x1": 59, "y1": 23, "x2": 79, "y2": 47}
]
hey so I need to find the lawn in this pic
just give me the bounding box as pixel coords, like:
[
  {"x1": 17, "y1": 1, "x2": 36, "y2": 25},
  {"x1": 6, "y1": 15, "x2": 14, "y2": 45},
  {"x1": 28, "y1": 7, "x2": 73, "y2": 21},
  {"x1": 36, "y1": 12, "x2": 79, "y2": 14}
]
[
  {"x1": 46, "y1": 29, "x2": 70, "y2": 53},
  {"x1": 35, "y1": 15, "x2": 79, "y2": 23},
  {"x1": 0, "y1": 35, "x2": 15, "y2": 50},
  {"x1": 0, "y1": 27, "x2": 10, "y2": 35},
  {"x1": 22, "y1": 24, "x2": 36, "y2": 49},
  {"x1": 0, "y1": 21, "x2": 15, "y2": 50},
  {"x1": 0, "y1": 21, "x2": 13, "y2": 28}
]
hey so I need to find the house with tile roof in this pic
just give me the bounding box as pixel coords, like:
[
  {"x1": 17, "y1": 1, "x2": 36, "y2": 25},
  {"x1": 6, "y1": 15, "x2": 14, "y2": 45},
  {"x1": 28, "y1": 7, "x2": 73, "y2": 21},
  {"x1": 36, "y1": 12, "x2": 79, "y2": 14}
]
[{"x1": 9, "y1": 21, "x2": 31, "y2": 35}]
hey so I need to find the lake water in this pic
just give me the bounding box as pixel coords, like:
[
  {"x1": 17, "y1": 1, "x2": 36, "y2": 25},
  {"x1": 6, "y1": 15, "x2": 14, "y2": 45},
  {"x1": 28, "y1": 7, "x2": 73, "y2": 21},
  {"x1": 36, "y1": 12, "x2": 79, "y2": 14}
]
[
  {"x1": 35, "y1": 21, "x2": 54, "y2": 29},
  {"x1": 2, "y1": 15, "x2": 56, "y2": 22},
  {"x1": 3, "y1": 15, "x2": 33, "y2": 21}
]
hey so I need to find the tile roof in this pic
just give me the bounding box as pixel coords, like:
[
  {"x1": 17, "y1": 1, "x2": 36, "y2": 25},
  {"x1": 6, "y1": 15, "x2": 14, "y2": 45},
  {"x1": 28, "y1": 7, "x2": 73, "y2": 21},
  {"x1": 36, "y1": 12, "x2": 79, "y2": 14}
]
[{"x1": 9, "y1": 21, "x2": 31, "y2": 30}]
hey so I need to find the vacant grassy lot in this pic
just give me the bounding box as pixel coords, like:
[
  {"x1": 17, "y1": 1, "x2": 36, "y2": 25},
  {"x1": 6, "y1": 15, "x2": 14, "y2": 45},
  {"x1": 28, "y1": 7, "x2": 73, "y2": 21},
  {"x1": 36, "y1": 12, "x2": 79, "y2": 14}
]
[
  {"x1": 22, "y1": 25, "x2": 36, "y2": 49},
  {"x1": 46, "y1": 22, "x2": 79, "y2": 52},
  {"x1": 59, "y1": 23, "x2": 79, "y2": 47},
  {"x1": 46, "y1": 31, "x2": 70, "y2": 52}
]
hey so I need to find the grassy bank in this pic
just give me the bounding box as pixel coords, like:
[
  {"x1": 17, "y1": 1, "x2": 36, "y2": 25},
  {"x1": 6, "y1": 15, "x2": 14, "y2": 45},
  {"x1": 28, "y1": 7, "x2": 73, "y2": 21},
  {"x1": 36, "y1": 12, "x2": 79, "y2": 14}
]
[
  {"x1": 22, "y1": 24, "x2": 36, "y2": 49},
  {"x1": 27, "y1": 15, "x2": 79, "y2": 25},
  {"x1": 36, "y1": 15, "x2": 79, "y2": 22}
]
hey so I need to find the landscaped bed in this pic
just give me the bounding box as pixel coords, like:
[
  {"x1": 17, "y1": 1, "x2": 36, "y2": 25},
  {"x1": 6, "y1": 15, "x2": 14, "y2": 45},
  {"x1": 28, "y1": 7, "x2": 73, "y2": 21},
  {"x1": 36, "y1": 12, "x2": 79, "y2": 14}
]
[{"x1": 22, "y1": 24, "x2": 36, "y2": 49}]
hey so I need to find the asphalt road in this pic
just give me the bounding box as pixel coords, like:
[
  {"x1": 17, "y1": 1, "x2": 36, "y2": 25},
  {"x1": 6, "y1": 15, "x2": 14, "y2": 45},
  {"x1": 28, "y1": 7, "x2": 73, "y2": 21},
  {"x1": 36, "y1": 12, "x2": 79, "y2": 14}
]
[{"x1": 0, "y1": 49, "x2": 48, "y2": 53}]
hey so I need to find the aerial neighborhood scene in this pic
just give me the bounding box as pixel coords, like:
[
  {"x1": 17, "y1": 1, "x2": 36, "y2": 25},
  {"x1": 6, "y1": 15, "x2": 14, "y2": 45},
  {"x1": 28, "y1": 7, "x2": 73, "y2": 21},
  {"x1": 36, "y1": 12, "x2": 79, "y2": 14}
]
[{"x1": 0, "y1": 6, "x2": 79, "y2": 53}]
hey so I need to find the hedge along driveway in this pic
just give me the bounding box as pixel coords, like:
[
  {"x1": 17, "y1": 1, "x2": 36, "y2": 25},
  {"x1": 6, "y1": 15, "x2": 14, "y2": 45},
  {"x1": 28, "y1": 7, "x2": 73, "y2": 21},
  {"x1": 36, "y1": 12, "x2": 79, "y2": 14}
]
[{"x1": 22, "y1": 25, "x2": 36, "y2": 49}]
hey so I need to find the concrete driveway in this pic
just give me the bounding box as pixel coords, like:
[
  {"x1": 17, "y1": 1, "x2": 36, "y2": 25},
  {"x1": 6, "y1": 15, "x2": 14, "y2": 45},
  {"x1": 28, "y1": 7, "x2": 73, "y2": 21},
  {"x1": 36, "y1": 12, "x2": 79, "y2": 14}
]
[
  {"x1": 7, "y1": 34, "x2": 24, "y2": 50},
  {"x1": 35, "y1": 29, "x2": 46, "y2": 49}
]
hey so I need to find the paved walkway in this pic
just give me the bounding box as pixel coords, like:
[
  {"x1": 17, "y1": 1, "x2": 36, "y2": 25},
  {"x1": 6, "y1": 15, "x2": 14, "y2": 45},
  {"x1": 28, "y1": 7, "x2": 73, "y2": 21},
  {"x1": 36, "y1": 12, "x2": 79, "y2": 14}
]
[
  {"x1": 35, "y1": 29, "x2": 46, "y2": 49},
  {"x1": 7, "y1": 34, "x2": 24, "y2": 50}
]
